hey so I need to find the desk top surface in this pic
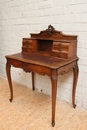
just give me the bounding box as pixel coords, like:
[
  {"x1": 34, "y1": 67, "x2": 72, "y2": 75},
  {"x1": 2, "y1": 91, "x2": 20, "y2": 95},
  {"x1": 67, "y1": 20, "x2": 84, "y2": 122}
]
[{"x1": 6, "y1": 52, "x2": 79, "y2": 69}]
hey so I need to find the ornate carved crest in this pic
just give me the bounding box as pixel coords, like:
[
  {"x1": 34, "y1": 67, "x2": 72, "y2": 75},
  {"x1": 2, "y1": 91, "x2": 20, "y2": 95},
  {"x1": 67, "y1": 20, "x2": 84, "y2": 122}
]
[{"x1": 47, "y1": 25, "x2": 55, "y2": 35}]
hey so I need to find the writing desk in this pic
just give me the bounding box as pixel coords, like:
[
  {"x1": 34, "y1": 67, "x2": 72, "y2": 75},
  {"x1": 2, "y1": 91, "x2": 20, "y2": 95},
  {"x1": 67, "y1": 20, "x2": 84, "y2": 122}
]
[{"x1": 5, "y1": 25, "x2": 79, "y2": 126}]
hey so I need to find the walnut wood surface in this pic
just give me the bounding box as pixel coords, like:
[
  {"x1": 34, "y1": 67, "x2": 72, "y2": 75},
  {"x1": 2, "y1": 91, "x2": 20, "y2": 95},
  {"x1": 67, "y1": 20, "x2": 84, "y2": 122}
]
[{"x1": 5, "y1": 25, "x2": 79, "y2": 127}]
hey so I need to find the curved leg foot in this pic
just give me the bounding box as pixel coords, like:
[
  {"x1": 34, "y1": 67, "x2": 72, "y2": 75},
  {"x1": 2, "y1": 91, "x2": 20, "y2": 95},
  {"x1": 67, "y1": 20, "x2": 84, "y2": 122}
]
[
  {"x1": 9, "y1": 98, "x2": 12, "y2": 102},
  {"x1": 73, "y1": 104, "x2": 76, "y2": 108},
  {"x1": 6, "y1": 62, "x2": 13, "y2": 102},
  {"x1": 52, "y1": 122, "x2": 55, "y2": 127},
  {"x1": 72, "y1": 64, "x2": 79, "y2": 108}
]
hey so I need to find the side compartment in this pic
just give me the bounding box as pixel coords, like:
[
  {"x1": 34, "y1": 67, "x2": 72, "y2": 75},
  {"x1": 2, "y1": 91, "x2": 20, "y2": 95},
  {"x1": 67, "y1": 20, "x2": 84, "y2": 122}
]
[
  {"x1": 51, "y1": 41, "x2": 77, "y2": 59},
  {"x1": 22, "y1": 38, "x2": 38, "y2": 54}
]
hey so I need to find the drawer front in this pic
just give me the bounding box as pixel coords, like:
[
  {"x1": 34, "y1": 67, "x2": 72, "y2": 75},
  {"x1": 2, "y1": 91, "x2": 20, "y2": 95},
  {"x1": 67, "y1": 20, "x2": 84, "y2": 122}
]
[
  {"x1": 7, "y1": 59, "x2": 51, "y2": 76},
  {"x1": 52, "y1": 51, "x2": 68, "y2": 59},
  {"x1": 53, "y1": 42, "x2": 69, "y2": 52},
  {"x1": 22, "y1": 47, "x2": 33, "y2": 53},
  {"x1": 23, "y1": 39, "x2": 33, "y2": 48},
  {"x1": 22, "y1": 39, "x2": 34, "y2": 52}
]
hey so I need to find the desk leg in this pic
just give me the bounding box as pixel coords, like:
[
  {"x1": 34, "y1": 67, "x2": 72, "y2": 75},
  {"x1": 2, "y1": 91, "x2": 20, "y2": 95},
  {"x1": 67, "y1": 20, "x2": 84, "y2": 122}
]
[
  {"x1": 6, "y1": 63, "x2": 13, "y2": 102},
  {"x1": 51, "y1": 70, "x2": 57, "y2": 127},
  {"x1": 32, "y1": 72, "x2": 35, "y2": 91},
  {"x1": 72, "y1": 65, "x2": 79, "y2": 108}
]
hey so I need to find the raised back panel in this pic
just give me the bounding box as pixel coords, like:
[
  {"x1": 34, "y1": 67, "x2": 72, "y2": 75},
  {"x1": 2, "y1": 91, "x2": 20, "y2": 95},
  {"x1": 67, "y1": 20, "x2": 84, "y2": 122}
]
[{"x1": 30, "y1": 25, "x2": 77, "y2": 41}]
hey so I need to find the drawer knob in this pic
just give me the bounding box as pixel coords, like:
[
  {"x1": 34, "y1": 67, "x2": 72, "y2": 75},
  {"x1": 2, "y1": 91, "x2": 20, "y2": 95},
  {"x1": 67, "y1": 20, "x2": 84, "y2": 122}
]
[
  {"x1": 57, "y1": 54, "x2": 61, "y2": 58},
  {"x1": 25, "y1": 49, "x2": 28, "y2": 52},
  {"x1": 58, "y1": 43, "x2": 62, "y2": 46},
  {"x1": 58, "y1": 48, "x2": 62, "y2": 51}
]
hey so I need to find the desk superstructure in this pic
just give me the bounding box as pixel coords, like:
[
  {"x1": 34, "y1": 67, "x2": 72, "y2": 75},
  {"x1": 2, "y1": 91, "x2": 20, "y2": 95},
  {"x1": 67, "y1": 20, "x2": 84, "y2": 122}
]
[{"x1": 5, "y1": 25, "x2": 79, "y2": 126}]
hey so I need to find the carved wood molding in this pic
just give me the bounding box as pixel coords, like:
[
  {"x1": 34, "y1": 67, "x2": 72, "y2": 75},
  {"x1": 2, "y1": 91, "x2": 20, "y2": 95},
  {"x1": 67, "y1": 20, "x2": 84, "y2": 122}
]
[
  {"x1": 47, "y1": 25, "x2": 55, "y2": 35},
  {"x1": 51, "y1": 69, "x2": 57, "y2": 81},
  {"x1": 23, "y1": 68, "x2": 31, "y2": 73}
]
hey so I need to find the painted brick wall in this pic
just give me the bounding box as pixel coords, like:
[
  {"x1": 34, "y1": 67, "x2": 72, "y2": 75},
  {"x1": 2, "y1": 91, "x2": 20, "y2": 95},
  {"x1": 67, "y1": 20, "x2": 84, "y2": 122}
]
[{"x1": 0, "y1": 0, "x2": 87, "y2": 109}]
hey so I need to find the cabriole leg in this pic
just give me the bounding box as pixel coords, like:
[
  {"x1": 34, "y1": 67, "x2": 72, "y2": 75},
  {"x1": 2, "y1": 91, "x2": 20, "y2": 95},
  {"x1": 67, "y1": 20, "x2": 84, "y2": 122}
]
[
  {"x1": 6, "y1": 62, "x2": 13, "y2": 102},
  {"x1": 72, "y1": 64, "x2": 79, "y2": 108},
  {"x1": 51, "y1": 70, "x2": 57, "y2": 127}
]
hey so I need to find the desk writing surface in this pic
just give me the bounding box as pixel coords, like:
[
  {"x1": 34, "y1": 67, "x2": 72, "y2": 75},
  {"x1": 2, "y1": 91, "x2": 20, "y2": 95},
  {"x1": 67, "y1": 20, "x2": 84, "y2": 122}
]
[{"x1": 6, "y1": 52, "x2": 78, "y2": 69}]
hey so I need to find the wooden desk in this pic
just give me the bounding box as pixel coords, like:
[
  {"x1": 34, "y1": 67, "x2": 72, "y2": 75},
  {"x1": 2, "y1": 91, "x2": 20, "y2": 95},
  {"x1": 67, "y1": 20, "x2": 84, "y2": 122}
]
[{"x1": 5, "y1": 25, "x2": 79, "y2": 126}]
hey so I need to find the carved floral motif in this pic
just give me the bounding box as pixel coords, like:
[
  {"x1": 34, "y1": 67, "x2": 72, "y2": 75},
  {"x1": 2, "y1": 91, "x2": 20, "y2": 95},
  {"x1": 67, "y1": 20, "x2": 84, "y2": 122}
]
[{"x1": 47, "y1": 25, "x2": 55, "y2": 35}]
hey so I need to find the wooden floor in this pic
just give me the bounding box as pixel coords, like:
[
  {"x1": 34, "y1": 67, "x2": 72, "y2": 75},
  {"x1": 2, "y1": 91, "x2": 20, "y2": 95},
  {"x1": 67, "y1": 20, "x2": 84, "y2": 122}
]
[{"x1": 0, "y1": 77, "x2": 87, "y2": 130}]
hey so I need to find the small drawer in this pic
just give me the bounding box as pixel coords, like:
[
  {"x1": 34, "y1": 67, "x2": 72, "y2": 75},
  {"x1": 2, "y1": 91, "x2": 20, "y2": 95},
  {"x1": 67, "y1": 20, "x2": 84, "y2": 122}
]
[
  {"x1": 22, "y1": 47, "x2": 33, "y2": 53},
  {"x1": 57, "y1": 53, "x2": 68, "y2": 59},
  {"x1": 53, "y1": 42, "x2": 69, "y2": 52},
  {"x1": 23, "y1": 39, "x2": 33, "y2": 47},
  {"x1": 52, "y1": 51, "x2": 68, "y2": 59}
]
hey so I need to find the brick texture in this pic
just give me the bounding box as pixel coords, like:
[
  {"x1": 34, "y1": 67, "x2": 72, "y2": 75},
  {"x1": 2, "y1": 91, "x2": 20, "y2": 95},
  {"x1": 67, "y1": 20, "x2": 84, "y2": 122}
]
[{"x1": 0, "y1": 0, "x2": 87, "y2": 109}]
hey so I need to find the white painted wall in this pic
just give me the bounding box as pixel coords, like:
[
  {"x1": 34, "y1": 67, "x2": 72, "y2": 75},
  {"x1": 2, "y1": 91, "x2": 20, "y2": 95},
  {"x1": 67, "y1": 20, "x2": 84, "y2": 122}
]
[{"x1": 0, "y1": 0, "x2": 87, "y2": 109}]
